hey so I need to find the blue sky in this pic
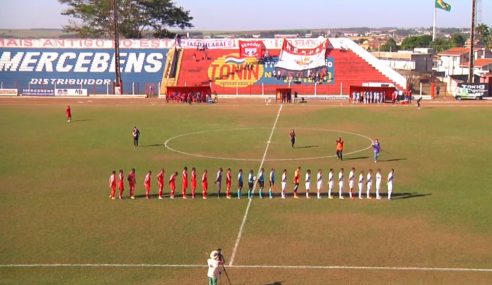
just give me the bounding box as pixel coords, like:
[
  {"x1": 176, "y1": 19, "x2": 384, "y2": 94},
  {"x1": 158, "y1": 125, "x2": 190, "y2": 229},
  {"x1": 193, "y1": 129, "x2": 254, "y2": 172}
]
[{"x1": 0, "y1": 0, "x2": 490, "y2": 30}]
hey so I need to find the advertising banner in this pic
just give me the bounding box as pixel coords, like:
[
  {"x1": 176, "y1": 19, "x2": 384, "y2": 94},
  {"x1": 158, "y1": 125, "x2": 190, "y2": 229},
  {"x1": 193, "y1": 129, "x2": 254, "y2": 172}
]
[
  {"x1": 0, "y1": 43, "x2": 168, "y2": 94},
  {"x1": 457, "y1": 83, "x2": 488, "y2": 97},
  {"x1": 55, "y1": 88, "x2": 88, "y2": 96},
  {"x1": 275, "y1": 39, "x2": 327, "y2": 71},
  {"x1": 239, "y1": 40, "x2": 264, "y2": 58},
  {"x1": 21, "y1": 88, "x2": 55, "y2": 96},
  {"x1": 0, "y1": 88, "x2": 18, "y2": 96}
]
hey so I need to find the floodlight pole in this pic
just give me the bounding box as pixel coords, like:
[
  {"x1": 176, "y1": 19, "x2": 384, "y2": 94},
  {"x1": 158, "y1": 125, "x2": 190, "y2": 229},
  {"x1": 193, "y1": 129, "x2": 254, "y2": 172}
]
[
  {"x1": 113, "y1": 0, "x2": 122, "y2": 94},
  {"x1": 468, "y1": 0, "x2": 476, "y2": 83}
]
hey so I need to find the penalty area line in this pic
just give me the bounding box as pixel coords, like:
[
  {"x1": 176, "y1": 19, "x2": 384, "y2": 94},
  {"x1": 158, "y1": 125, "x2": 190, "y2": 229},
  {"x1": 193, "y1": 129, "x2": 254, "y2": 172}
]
[
  {"x1": 1, "y1": 264, "x2": 491, "y2": 272},
  {"x1": 228, "y1": 104, "x2": 283, "y2": 266}
]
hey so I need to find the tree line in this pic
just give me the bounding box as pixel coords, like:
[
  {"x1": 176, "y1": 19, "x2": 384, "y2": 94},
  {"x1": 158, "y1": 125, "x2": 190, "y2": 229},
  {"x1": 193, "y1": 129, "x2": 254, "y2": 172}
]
[{"x1": 379, "y1": 24, "x2": 492, "y2": 53}]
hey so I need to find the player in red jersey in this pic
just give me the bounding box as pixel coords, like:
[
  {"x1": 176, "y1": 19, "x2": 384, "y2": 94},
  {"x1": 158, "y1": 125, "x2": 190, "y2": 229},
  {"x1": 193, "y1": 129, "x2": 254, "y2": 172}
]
[
  {"x1": 191, "y1": 167, "x2": 197, "y2": 198},
  {"x1": 156, "y1": 168, "x2": 165, "y2": 199},
  {"x1": 127, "y1": 168, "x2": 136, "y2": 199},
  {"x1": 225, "y1": 168, "x2": 232, "y2": 199},
  {"x1": 65, "y1": 105, "x2": 71, "y2": 123},
  {"x1": 182, "y1": 166, "x2": 188, "y2": 199},
  {"x1": 202, "y1": 169, "x2": 208, "y2": 199},
  {"x1": 169, "y1": 171, "x2": 178, "y2": 199},
  {"x1": 144, "y1": 170, "x2": 152, "y2": 199},
  {"x1": 109, "y1": 170, "x2": 116, "y2": 199},
  {"x1": 117, "y1": 169, "x2": 124, "y2": 199}
]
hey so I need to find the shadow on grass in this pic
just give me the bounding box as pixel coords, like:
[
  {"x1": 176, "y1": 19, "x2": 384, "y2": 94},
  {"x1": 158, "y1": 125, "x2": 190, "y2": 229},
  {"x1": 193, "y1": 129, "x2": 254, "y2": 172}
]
[
  {"x1": 379, "y1": 158, "x2": 406, "y2": 162},
  {"x1": 391, "y1": 192, "x2": 432, "y2": 200},
  {"x1": 71, "y1": 119, "x2": 91, "y2": 122},
  {"x1": 139, "y1": 143, "x2": 163, "y2": 147},
  {"x1": 295, "y1": 145, "x2": 319, "y2": 149},
  {"x1": 344, "y1": 156, "x2": 369, "y2": 160}
]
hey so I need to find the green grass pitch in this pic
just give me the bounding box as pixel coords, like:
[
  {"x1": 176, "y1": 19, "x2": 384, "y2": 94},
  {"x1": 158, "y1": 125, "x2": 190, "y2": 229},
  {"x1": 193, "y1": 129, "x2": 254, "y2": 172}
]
[{"x1": 0, "y1": 101, "x2": 491, "y2": 284}]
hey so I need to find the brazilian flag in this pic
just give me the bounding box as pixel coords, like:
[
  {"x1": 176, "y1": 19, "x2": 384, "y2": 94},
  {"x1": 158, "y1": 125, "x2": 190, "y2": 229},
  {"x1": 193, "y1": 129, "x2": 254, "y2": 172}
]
[{"x1": 436, "y1": 0, "x2": 451, "y2": 12}]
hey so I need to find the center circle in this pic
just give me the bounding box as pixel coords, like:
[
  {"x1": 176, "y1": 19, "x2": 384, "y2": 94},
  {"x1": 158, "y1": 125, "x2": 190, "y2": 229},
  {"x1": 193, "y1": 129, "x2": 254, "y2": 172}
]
[{"x1": 164, "y1": 128, "x2": 373, "y2": 162}]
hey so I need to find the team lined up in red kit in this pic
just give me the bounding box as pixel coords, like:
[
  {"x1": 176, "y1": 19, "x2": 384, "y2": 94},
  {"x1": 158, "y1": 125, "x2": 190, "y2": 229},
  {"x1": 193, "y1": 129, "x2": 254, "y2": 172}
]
[{"x1": 109, "y1": 167, "x2": 219, "y2": 200}]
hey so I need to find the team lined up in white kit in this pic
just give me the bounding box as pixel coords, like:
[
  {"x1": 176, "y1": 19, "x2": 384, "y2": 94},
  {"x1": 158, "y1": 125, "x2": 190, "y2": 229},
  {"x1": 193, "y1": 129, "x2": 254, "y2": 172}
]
[{"x1": 252, "y1": 167, "x2": 395, "y2": 200}]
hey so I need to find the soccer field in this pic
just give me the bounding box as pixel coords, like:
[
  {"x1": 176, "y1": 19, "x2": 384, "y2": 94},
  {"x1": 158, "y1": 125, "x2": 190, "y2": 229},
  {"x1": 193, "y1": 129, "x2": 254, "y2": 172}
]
[{"x1": 0, "y1": 98, "x2": 491, "y2": 284}]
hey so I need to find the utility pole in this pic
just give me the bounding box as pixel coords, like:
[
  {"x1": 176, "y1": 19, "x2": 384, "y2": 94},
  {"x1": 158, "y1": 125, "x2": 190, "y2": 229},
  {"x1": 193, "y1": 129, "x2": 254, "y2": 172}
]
[
  {"x1": 113, "y1": 0, "x2": 122, "y2": 94},
  {"x1": 468, "y1": 0, "x2": 476, "y2": 83}
]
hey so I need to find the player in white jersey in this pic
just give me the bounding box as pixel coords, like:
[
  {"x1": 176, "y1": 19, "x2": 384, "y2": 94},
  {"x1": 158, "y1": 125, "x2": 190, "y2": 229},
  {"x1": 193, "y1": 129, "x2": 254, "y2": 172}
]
[
  {"x1": 375, "y1": 168, "x2": 382, "y2": 199},
  {"x1": 387, "y1": 169, "x2": 394, "y2": 200},
  {"x1": 338, "y1": 168, "x2": 345, "y2": 199},
  {"x1": 348, "y1": 167, "x2": 355, "y2": 199},
  {"x1": 358, "y1": 170, "x2": 365, "y2": 199},
  {"x1": 316, "y1": 169, "x2": 322, "y2": 199},
  {"x1": 328, "y1": 168, "x2": 334, "y2": 199},
  {"x1": 305, "y1": 169, "x2": 311, "y2": 198},
  {"x1": 366, "y1": 169, "x2": 373, "y2": 199},
  {"x1": 281, "y1": 169, "x2": 287, "y2": 199}
]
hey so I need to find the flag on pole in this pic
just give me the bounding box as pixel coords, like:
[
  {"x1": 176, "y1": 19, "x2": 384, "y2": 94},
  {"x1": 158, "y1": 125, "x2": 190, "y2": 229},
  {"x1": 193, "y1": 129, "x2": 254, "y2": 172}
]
[{"x1": 435, "y1": 0, "x2": 451, "y2": 12}]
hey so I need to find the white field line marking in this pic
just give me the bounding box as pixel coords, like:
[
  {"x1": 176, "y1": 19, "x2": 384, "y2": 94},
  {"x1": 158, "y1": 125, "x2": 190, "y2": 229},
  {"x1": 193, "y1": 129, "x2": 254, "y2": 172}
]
[
  {"x1": 228, "y1": 104, "x2": 283, "y2": 266},
  {"x1": 164, "y1": 127, "x2": 372, "y2": 162},
  {"x1": 1, "y1": 264, "x2": 491, "y2": 272}
]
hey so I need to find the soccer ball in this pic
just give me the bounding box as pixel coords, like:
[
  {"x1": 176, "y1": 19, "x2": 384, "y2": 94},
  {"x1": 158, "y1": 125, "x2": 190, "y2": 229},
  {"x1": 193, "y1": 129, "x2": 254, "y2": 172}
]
[{"x1": 253, "y1": 176, "x2": 257, "y2": 181}]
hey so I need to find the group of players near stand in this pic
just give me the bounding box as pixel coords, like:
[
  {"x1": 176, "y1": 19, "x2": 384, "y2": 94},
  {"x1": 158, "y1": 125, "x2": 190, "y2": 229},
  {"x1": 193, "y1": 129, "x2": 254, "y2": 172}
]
[
  {"x1": 351, "y1": 91, "x2": 386, "y2": 104},
  {"x1": 108, "y1": 166, "x2": 395, "y2": 200}
]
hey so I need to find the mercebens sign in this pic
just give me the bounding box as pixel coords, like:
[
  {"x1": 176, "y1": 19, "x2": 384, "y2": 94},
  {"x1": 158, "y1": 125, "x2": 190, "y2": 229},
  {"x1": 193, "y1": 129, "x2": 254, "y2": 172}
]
[{"x1": 0, "y1": 39, "x2": 169, "y2": 94}]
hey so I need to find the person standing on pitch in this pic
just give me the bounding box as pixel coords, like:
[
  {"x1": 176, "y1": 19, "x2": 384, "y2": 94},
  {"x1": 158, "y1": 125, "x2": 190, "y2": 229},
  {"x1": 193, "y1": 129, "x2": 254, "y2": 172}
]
[
  {"x1": 156, "y1": 168, "x2": 165, "y2": 199},
  {"x1": 169, "y1": 171, "x2": 177, "y2": 199},
  {"x1": 117, "y1": 169, "x2": 125, "y2": 199},
  {"x1": 144, "y1": 170, "x2": 152, "y2": 199},
  {"x1": 358, "y1": 170, "x2": 365, "y2": 199},
  {"x1": 65, "y1": 105, "x2": 71, "y2": 123},
  {"x1": 336, "y1": 137, "x2": 344, "y2": 160},
  {"x1": 281, "y1": 169, "x2": 287, "y2": 199},
  {"x1": 215, "y1": 168, "x2": 223, "y2": 199},
  {"x1": 338, "y1": 168, "x2": 345, "y2": 199},
  {"x1": 375, "y1": 168, "x2": 382, "y2": 199},
  {"x1": 327, "y1": 168, "x2": 334, "y2": 199},
  {"x1": 127, "y1": 168, "x2": 136, "y2": 199},
  {"x1": 269, "y1": 168, "x2": 275, "y2": 199},
  {"x1": 225, "y1": 168, "x2": 232, "y2": 199},
  {"x1": 366, "y1": 169, "x2": 373, "y2": 199},
  {"x1": 293, "y1": 166, "x2": 301, "y2": 198},
  {"x1": 289, "y1": 129, "x2": 296, "y2": 148},
  {"x1": 257, "y1": 168, "x2": 265, "y2": 199},
  {"x1": 316, "y1": 169, "x2": 322, "y2": 199},
  {"x1": 182, "y1": 166, "x2": 188, "y2": 199},
  {"x1": 132, "y1": 126, "x2": 140, "y2": 147},
  {"x1": 372, "y1": 139, "x2": 381, "y2": 163},
  {"x1": 202, "y1": 169, "x2": 208, "y2": 199},
  {"x1": 191, "y1": 167, "x2": 197, "y2": 199},
  {"x1": 109, "y1": 170, "x2": 116, "y2": 200},
  {"x1": 305, "y1": 169, "x2": 312, "y2": 198},
  {"x1": 237, "y1": 169, "x2": 243, "y2": 199},
  {"x1": 247, "y1": 169, "x2": 254, "y2": 199},
  {"x1": 387, "y1": 169, "x2": 394, "y2": 200},
  {"x1": 207, "y1": 250, "x2": 224, "y2": 285},
  {"x1": 348, "y1": 167, "x2": 355, "y2": 199}
]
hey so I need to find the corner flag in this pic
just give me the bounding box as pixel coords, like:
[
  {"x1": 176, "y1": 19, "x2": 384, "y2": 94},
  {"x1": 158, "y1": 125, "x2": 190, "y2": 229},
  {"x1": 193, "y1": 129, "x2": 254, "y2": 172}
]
[{"x1": 435, "y1": 0, "x2": 451, "y2": 12}]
